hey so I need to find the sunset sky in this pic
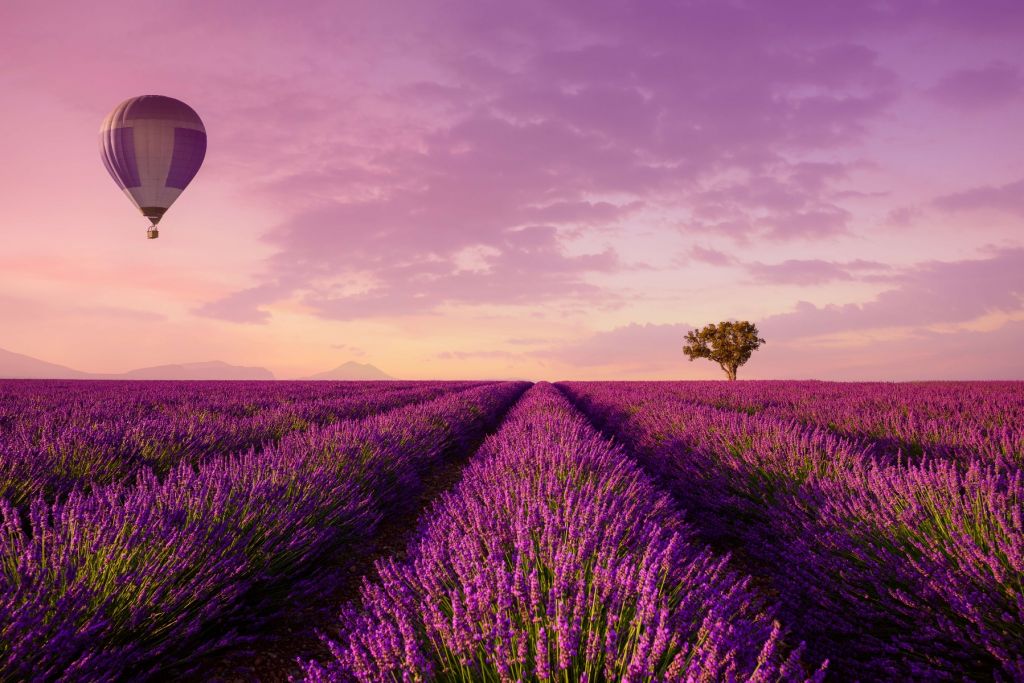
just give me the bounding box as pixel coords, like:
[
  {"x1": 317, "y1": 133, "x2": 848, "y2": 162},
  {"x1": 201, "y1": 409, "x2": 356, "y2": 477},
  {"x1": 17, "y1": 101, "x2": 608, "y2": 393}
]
[{"x1": 2, "y1": 0, "x2": 1023, "y2": 380}]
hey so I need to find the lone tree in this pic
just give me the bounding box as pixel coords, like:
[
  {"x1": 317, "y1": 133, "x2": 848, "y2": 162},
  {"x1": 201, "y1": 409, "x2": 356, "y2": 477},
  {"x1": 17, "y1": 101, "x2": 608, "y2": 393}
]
[{"x1": 683, "y1": 320, "x2": 765, "y2": 381}]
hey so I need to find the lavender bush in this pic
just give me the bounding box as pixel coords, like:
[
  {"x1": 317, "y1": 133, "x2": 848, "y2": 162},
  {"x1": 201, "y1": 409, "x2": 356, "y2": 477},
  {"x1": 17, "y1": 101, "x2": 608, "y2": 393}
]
[
  {"x1": 3, "y1": 378, "x2": 1019, "y2": 681},
  {"x1": 0, "y1": 381, "x2": 526, "y2": 681},
  {"x1": 0, "y1": 380, "x2": 488, "y2": 507},
  {"x1": 619, "y1": 380, "x2": 1024, "y2": 466},
  {"x1": 302, "y1": 384, "x2": 825, "y2": 682},
  {"x1": 559, "y1": 381, "x2": 1023, "y2": 679}
]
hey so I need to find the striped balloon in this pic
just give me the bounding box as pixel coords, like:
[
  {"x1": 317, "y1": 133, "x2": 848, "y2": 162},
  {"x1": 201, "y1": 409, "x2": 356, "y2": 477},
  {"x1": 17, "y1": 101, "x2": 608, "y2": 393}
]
[{"x1": 99, "y1": 95, "x2": 206, "y2": 239}]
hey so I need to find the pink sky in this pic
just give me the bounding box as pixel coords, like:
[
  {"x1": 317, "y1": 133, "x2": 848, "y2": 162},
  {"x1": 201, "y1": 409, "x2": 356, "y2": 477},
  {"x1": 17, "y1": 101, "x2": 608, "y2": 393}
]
[{"x1": 2, "y1": 0, "x2": 1023, "y2": 380}]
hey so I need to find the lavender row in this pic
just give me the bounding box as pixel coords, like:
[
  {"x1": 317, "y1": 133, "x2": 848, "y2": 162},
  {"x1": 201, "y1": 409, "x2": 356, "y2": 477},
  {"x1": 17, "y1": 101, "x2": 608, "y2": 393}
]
[
  {"x1": 302, "y1": 383, "x2": 826, "y2": 682},
  {"x1": 559, "y1": 381, "x2": 1024, "y2": 680},
  {"x1": 0, "y1": 381, "x2": 528, "y2": 682},
  {"x1": 0, "y1": 379, "x2": 434, "y2": 434},
  {"x1": 637, "y1": 380, "x2": 1024, "y2": 467},
  {"x1": 0, "y1": 381, "x2": 488, "y2": 507},
  {"x1": 0, "y1": 379, "x2": 480, "y2": 450}
]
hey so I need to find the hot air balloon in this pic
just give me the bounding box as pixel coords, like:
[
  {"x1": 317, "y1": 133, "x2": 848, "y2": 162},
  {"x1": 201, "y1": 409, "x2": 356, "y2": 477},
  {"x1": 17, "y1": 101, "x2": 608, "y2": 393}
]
[{"x1": 99, "y1": 95, "x2": 206, "y2": 239}]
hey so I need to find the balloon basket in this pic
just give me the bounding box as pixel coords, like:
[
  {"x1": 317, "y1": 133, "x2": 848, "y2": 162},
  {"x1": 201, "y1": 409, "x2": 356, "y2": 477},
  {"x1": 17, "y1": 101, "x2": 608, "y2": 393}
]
[{"x1": 147, "y1": 227, "x2": 159, "y2": 239}]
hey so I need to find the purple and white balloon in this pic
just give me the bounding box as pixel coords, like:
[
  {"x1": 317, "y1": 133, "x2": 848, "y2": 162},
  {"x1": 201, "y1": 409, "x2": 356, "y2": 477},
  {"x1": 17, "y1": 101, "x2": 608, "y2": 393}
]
[{"x1": 99, "y1": 95, "x2": 206, "y2": 239}]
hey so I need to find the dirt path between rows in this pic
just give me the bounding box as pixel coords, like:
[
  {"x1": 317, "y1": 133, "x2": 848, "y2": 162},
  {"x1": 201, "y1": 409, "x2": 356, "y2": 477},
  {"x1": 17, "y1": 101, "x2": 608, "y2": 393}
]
[{"x1": 192, "y1": 424, "x2": 507, "y2": 682}]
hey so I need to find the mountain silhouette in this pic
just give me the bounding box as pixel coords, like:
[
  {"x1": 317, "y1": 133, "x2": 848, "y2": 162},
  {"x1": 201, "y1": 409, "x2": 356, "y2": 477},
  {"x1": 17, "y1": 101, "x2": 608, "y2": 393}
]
[
  {"x1": 0, "y1": 347, "x2": 91, "y2": 379},
  {"x1": 0, "y1": 348, "x2": 274, "y2": 380},
  {"x1": 304, "y1": 361, "x2": 394, "y2": 380},
  {"x1": 114, "y1": 361, "x2": 274, "y2": 380}
]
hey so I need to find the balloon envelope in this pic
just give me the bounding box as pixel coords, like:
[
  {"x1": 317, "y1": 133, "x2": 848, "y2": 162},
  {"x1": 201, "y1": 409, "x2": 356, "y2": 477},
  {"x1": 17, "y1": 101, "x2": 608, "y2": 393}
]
[{"x1": 99, "y1": 95, "x2": 206, "y2": 229}]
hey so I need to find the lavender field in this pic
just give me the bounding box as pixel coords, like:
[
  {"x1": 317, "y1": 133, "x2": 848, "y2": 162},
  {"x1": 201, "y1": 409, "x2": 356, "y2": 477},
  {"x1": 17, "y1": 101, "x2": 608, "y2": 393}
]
[{"x1": 1, "y1": 380, "x2": 1022, "y2": 681}]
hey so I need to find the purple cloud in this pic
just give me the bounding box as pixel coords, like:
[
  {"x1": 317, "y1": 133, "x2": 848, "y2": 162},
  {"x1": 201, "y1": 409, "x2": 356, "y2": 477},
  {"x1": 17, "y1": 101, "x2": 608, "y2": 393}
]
[
  {"x1": 753, "y1": 321, "x2": 1024, "y2": 380},
  {"x1": 686, "y1": 165, "x2": 857, "y2": 242},
  {"x1": 3, "y1": 0, "x2": 1024, "y2": 380},
  {"x1": 933, "y1": 178, "x2": 1024, "y2": 217},
  {"x1": 929, "y1": 62, "x2": 1024, "y2": 109},
  {"x1": 194, "y1": 286, "x2": 275, "y2": 324},
  {"x1": 537, "y1": 248, "x2": 1023, "y2": 377},
  {"x1": 295, "y1": 224, "x2": 620, "y2": 320},
  {"x1": 542, "y1": 318, "x2": 1024, "y2": 380},
  {"x1": 761, "y1": 247, "x2": 1024, "y2": 339},
  {"x1": 194, "y1": 1, "x2": 914, "y2": 322},
  {"x1": 537, "y1": 315, "x2": 1024, "y2": 380},
  {"x1": 746, "y1": 259, "x2": 893, "y2": 285},
  {"x1": 537, "y1": 323, "x2": 693, "y2": 373},
  {"x1": 687, "y1": 245, "x2": 736, "y2": 267},
  {"x1": 884, "y1": 206, "x2": 921, "y2": 227}
]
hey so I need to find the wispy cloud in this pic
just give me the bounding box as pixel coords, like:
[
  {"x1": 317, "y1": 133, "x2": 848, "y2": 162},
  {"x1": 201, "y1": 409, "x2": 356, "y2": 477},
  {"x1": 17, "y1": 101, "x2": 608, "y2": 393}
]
[
  {"x1": 929, "y1": 62, "x2": 1024, "y2": 109},
  {"x1": 934, "y1": 178, "x2": 1024, "y2": 217},
  {"x1": 745, "y1": 259, "x2": 893, "y2": 286},
  {"x1": 537, "y1": 248, "x2": 1024, "y2": 376}
]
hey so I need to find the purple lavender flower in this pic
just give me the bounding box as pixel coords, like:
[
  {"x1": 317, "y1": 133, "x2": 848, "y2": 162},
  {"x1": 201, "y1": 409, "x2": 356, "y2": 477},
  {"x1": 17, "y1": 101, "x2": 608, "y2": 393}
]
[
  {"x1": 0, "y1": 380, "x2": 526, "y2": 680},
  {"x1": 301, "y1": 384, "x2": 822, "y2": 681},
  {"x1": 559, "y1": 380, "x2": 1024, "y2": 679}
]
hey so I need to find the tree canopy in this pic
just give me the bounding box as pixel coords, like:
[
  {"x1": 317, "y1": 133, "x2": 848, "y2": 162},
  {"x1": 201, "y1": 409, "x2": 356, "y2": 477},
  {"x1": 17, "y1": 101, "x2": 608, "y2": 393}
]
[{"x1": 682, "y1": 321, "x2": 765, "y2": 381}]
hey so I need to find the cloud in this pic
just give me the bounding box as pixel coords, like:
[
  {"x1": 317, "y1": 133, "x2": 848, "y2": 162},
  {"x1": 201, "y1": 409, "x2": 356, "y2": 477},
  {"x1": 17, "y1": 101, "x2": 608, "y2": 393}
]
[
  {"x1": 686, "y1": 165, "x2": 857, "y2": 242},
  {"x1": 292, "y1": 224, "x2": 621, "y2": 321},
  {"x1": 537, "y1": 323, "x2": 692, "y2": 372},
  {"x1": 929, "y1": 62, "x2": 1024, "y2": 109},
  {"x1": 883, "y1": 206, "x2": 921, "y2": 227},
  {"x1": 680, "y1": 252, "x2": 895, "y2": 285},
  {"x1": 746, "y1": 259, "x2": 893, "y2": 285},
  {"x1": 753, "y1": 320, "x2": 1024, "y2": 380},
  {"x1": 3, "y1": 0, "x2": 1024, "y2": 380},
  {"x1": 535, "y1": 315, "x2": 1024, "y2": 380},
  {"x1": 535, "y1": 248, "x2": 1024, "y2": 378},
  {"x1": 760, "y1": 247, "x2": 1024, "y2": 339},
  {"x1": 543, "y1": 318, "x2": 1024, "y2": 380},
  {"x1": 0, "y1": 295, "x2": 166, "y2": 324},
  {"x1": 193, "y1": 0, "x2": 911, "y2": 322},
  {"x1": 687, "y1": 245, "x2": 736, "y2": 267},
  {"x1": 193, "y1": 286, "x2": 275, "y2": 324},
  {"x1": 933, "y1": 178, "x2": 1024, "y2": 217}
]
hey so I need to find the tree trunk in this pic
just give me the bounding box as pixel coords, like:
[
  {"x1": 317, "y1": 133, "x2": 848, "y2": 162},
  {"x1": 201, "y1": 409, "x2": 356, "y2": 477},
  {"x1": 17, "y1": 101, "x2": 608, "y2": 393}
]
[{"x1": 727, "y1": 366, "x2": 737, "y2": 381}]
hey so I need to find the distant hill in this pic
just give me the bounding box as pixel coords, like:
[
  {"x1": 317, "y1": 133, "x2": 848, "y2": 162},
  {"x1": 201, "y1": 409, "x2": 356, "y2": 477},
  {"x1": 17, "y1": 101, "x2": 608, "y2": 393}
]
[
  {"x1": 0, "y1": 347, "x2": 91, "y2": 379},
  {"x1": 0, "y1": 348, "x2": 274, "y2": 380},
  {"x1": 305, "y1": 361, "x2": 394, "y2": 380},
  {"x1": 113, "y1": 361, "x2": 275, "y2": 380}
]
